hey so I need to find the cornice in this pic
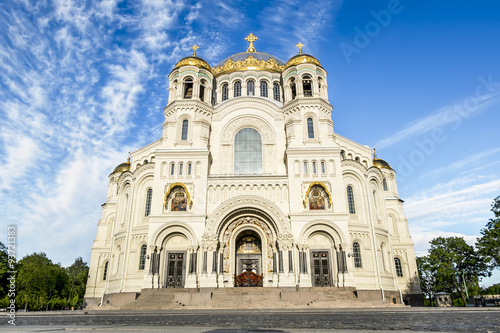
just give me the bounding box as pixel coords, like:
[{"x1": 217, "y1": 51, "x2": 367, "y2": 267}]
[
  {"x1": 341, "y1": 159, "x2": 368, "y2": 174},
  {"x1": 132, "y1": 162, "x2": 155, "y2": 178},
  {"x1": 213, "y1": 96, "x2": 283, "y2": 116},
  {"x1": 164, "y1": 100, "x2": 214, "y2": 116},
  {"x1": 283, "y1": 98, "x2": 332, "y2": 112},
  {"x1": 286, "y1": 147, "x2": 341, "y2": 155},
  {"x1": 154, "y1": 149, "x2": 210, "y2": 157}
]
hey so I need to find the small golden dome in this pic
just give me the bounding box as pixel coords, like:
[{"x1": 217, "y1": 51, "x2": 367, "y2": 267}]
[
  {"x1": 174, "y1": 56, "x2": 212, "y2": 72},
  {"x1": 373, "y1": 158, "x2": 392, "y2": 170},
  {"x1": 112, "y1": 161, "x2": 131, "y2": 174},
  {"x1": 285, "y1": 54, "x2": 321, "y2": 69}
]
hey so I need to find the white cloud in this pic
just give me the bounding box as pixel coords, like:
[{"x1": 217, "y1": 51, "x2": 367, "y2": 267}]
[
  {"x1": 410, "y1": 227, "x2": 479, "y2": 257},
  {"x1": 259, "y1": 0, "x2": 342, "y2": 57},
  {"x1": 405, "y1": 178, "x2": 500, "y2": 239},
  {"x1": 421, "y1": 148, "x2": 500, "y2": 180},
  {"x1": 375, "y1": 93, "x2": 500, "y2": 150}
]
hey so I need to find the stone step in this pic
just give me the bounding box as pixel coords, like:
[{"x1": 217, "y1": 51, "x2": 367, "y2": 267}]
[{"x1": 119, "y1": 287, "x2": 403, "y2": 310}]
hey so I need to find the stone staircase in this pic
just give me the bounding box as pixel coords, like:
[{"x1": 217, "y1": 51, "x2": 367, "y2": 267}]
[{"x1": 120, "y1": 287, "x2": 402, "y2": 310}]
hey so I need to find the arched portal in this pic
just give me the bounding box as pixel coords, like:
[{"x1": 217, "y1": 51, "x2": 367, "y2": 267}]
[
  {"x1": 234, "y1": 230, "x2": 263, "y2": 287},
  {"x1": 217, "y1": 208, "x2": 279, "y2": 288}
]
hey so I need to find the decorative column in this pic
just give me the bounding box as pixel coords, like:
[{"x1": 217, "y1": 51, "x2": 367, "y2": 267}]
[
  {"x1": 298, "y1": 245, "x2": 312, "y2": 287},
  {"x1": 185, "y1": 246, "x2": 198, "y2": 288},
  {"x1": 271, "y1": 242, "x2": 279, "y2": 287},
  {"x1": 199, "y1": 233, "x2": 218, "y2": 288},
  {"x1": 277, "y1": 234, "x2": 295, "y2": 287}
]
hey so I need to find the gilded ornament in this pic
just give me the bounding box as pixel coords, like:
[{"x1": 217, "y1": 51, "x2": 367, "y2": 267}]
[
  {"x1": 285, "y1": 55, "x2": 321, "y2": 69},
  {"x1": 191, "y1": 44, "x2": 199, "y2": 56},
  {"x1": 213, "y1": 56, "x2": 285, "y2": 75},
  {"x1": 174, "y1": 58, "x2": 212, "y2": 72},
  {"x1": 245, "y1": 33, "x2": 258, "y2": 52},
  {"x1": 296, "y1": 42, "x2": 304, "y2": 54}
]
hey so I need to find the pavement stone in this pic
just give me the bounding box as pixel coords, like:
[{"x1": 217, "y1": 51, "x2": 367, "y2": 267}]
[{"x1": 1, "y1": 308, "x2": 499, "y2": 333}]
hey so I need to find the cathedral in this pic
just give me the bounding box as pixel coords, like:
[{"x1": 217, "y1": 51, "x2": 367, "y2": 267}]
[{"x1": 84, "y1": 34, "x2": 422, "y2": 308}]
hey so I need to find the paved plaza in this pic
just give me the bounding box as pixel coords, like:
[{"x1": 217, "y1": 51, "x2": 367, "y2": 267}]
[{"x1": 1, "y1": 308, "x2": 499, "y2": 332}]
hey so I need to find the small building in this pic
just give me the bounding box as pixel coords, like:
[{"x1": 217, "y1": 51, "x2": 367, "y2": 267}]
[{"x1": 434, "y1": 292, "x2": 452, "y2": 307}]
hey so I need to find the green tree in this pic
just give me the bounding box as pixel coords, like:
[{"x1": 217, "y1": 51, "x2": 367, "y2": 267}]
[
  {"x1": 484, "y1": 283, "x2": 500, "y2": 295},
  {"x1": 476, "y1": 195, "x2": 500, "y2": 271},
  {"x1": 427, "y1": 237, "x2": 489, "y2": 306},
  {"x1": 16, "y1": 253, "x2": 69, "y2": 311},
  {"x1": 416, "y1": 256, "x2": 437, "y2": 306},
  {"x1": 66, "y1": 257, "x2": 89, "y2": 308},
  {"x1": 0, "y1": 242, "x2": 9, "y2": 298}
]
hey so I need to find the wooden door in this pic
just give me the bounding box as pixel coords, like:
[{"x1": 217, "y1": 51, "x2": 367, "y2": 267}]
[
  {"x1": 165, "y1": 253, "x2": 185, "y2": 288},
  {"x1": 312, "y1": 251, "x2": 331, "y2": 287}
]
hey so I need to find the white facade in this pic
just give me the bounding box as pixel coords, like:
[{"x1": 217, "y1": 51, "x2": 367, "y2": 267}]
[{"x1": 85, "y1": 40, "x2": 422, "y2": 306}]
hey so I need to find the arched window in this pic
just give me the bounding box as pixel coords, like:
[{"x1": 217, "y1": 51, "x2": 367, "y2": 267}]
[
  {"x1": 144, "y1": 188, "x2": 152, "y2": 217},
  {"x1": 273, "y1": 83, "x2": 280, "y2": 101},
  {"x1": 355, "y1": 157, "x2": 360, "y2": 162},
  {"x1": 307, "y1": 117, "x2": 314, "y2": 139},
  {"x1": 103, "y1": 261, "x2": 109, "y2": 280},
  {"x1": 383, "y1": 178, "x2": 388, "y2": 191},
  {"x1": 234, "y1": 128, "x2": 262, "y2": 174},
  {"x1": 260, "y1": 81, "x2": 268, "y2": 97},
  {"x1": 347, "y1": 186, "x2": 356, "y2": 214},
  {"x1": 187, "y1": 163, "x2": 192, "y2": 175},
  {"x1": 199, "y1": 80, "x2": 206, "y2": 102},
  {"x1": 303, "y1": 161, "x2": 308, "y2": 174},
  {"x1": 179, "y1": 163, "x2": 183, "y2": 175},
  {"x1": 139, "y1": 245, "x2": 147, "y2": 270},
  {"x1": 394, "y1": 257, "x2": 403, "y2": 277},
  {"x1": 170, "y1": 163, "x2": 175, "y2": 176},
  {"x1": 340, "y1": 150, "x2": 345, "y2": 160},
  {"x1": 353, "y1": 242, "x2": 362, "y2": 268},
  {"x1": 234, "y1": 81, "x2": 241, "y2": 97},
  {"x1": 312, "y1": 161, "x2": 317, "y2": 174},
  {"x1": 321, "y1": 161, "x2": 326, "y2": 174},
  {"x1": 247, "y1": 80, "x2": 255, "y2": 96},
  {"x1": 373, "y1": 190, "x2": 379, "y2": 218},
  {"x1": 318, "y1": 77, "x2": 323, "y2": 95},
  {"x1": 302, "y1": 75, "x2": 312, "y2": 96},
  {"x1": 181, "y1": 119, "x2": 189, "y2": 140},
  {"x1": 183, "y1": 77, "x2": 193, "y2": 99},
  {"x1": 290, "y1": 78, "x2": 296, "y2": 100},
  {"x1": 222, "y1": 83, "x2": 229, "y2": 101}
]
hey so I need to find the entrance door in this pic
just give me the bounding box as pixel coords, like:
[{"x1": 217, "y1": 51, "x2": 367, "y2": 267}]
[
  {"x1": 312, "y1": 251, "x2": 331, "y2": 287},
  {"x1": 165, "y1": 253, "x2": 185, "y2": 288},
  {"x1": 234, "y1": 233, "x2": 263, "y2": 287}
]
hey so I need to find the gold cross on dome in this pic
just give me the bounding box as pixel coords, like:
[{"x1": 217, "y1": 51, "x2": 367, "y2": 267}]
[
  {"x1": 191, "y1": 44, "x2": 199, "y2": 56},
  {"x1": 296, "y1": 42, "x2": 304, "y2": 54},
  {"x1": 245, "y1": 33, "x2": 258, "y2": 52}
]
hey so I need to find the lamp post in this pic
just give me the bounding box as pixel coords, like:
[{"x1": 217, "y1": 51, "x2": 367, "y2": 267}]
[{"x1": 462, "y1": 271, "x2": 469, "y2": 304}]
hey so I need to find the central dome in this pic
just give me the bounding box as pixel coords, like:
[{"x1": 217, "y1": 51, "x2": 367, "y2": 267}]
[
  {"x1": 215, "y1": 52, "x2": 285, "y2": 67},
  {"x1": 213, "y1": 51, "x2": 285, "y2": 76}
]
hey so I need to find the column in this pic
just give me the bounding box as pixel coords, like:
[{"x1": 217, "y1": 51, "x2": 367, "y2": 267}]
[{"x1": 298, "y1": 245, "x2": 312, "y2": 287}]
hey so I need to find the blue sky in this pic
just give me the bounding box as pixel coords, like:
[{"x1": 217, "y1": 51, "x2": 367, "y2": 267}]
[{"x1": 1, "y1": 0, "x2": 499, "y2": 286}]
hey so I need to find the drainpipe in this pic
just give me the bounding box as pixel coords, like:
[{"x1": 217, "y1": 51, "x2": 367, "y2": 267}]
[
  {"x1": 365, "y1": 178, "x2": 384, "y2": 301},
  {"x1": 100, "y1": 196, "x2": 118, "y2": 307},
  {"x1": 118, "y1": 187, "x2": 134, "y2": 293}
]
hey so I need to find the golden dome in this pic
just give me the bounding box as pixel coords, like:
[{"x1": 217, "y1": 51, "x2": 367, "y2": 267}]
[
  {"x1": 212, "y1": 52, "x2": 285, "y2": 76},
  {"x1": 285, "y1": 54, "x2": 321, "y2": 69},
  {"x1": 112, "y1": 161, "x2": 131, "y2": 174},
  {"x1": 174, "y1": 56, "x2": 211, "y2": 72},
  {"x1": 373, "y1": 158, "x2": 392, "y2": 170}
]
